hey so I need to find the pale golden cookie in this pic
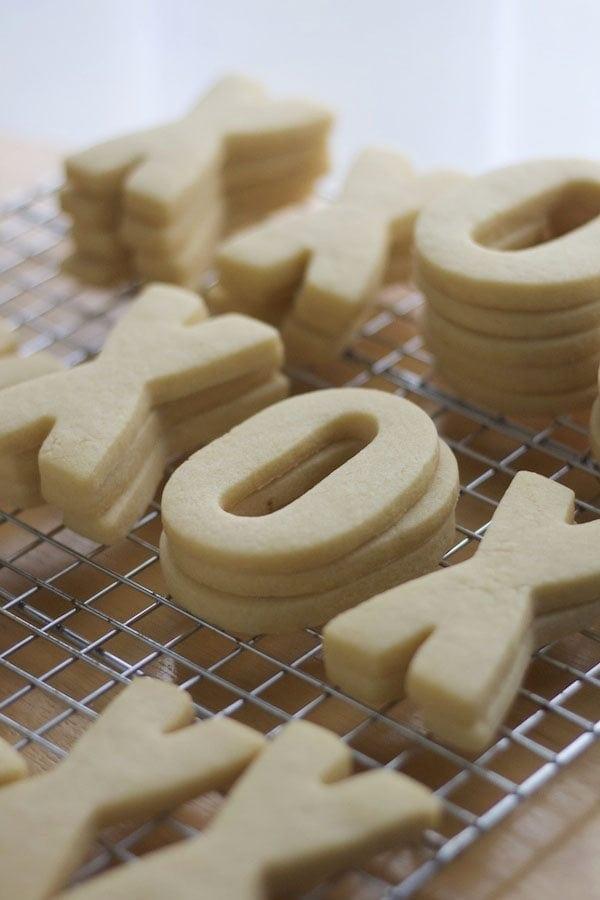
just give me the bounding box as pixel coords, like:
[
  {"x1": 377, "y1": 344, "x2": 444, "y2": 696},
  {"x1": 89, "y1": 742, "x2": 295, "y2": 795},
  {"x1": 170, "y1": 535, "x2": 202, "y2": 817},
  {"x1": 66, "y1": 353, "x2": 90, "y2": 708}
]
[
  {"x1": 0, "y1": 678, "x2": 263, "y2": 900},
  {"x1": 417, "y1": 160, "x2": 600, "y2": 415},
  {"x1": 324, "y1": 471, "x2": 600, "y2": 752},
  {"x1": 63, "y1": 75, "x2": 332, "y2": 288},
  {"x1": 66, "y1": 75, "x2": 331, "y2": 217},
  {"x1": 416, "y1": 158, "x2": 600, "y2": 309},
  {"x1": 134, "y1": 206, "x2": 223, "y2": 288},
  {"x1": 167, "y1": 440, "x2": 458, "y2": 595},
  {"x1": 434, "y1": 365, "x2": 597, "y2": 415},
  {"x1": 0, "y1": 317, "x2": 63, "y2": 391},
  {"x1": 60, "y1": 185, "x2": 120, "y2": 229},
  {"x1": 61, "y1": 720, "x2": 439, "y2": 900},
  {"x1": 421, "y1": 276, "x2": 600, "y2": 339},
  {"x1": 0, "y1": 283, "x2": 287, "y2": 542},
  {"x1": 162, "y1": 388, "x2": 440, "y2": 573},
  {"x1": 215, "y1": 148, "x2": 465, "y2": 363},
  {"x1": 160, "y1": 388, "x2": 457, "y2": 633},
  {"x1": 425, "y1": 304, "x2": 600, "y2": 367},
  {"x1": 160, "y1": 515, "x2": 455, "y2": 634},
  {"x1": 0, "y1": 352, "x2": 63, "y2": 390},
  {"x1": 433, "y1": 343, "x2": 600, "y2": 394}
]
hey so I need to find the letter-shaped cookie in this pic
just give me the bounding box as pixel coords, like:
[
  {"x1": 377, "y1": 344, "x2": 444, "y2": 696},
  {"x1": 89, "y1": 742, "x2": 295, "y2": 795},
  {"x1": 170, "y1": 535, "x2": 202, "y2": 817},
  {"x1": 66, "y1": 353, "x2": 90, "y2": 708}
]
[
  {"x1": 160, "y1": 387, "x2": 458, "y2": 633},
  {"x1": 215, "y1": 148, "x2": 465, "y2": 362},
  {"x1": 416, "y1": 159, "x2": 600, "y2": 415},
  {"x1": 0, "y1": 678, "x2": 263, "y2": 900},
  {"x1": 63, "y1": 76, "x2": 332, "y2": 287},
  {"x1": 61, "y1": 720, "x2": 439, "y2": 900},
  {"x1": 66, "y1": 75, "x2": 331, "y2": 220},
  {"x1": 0, "y1": 317, "x2": 62, "y2": 390},
  {"x1": 0, "y1": 283, "x2": 287, "y2": 542},
  {"x1": 416, "y1": 158, "x2": 600, "y2": 309},
  {"x1": 324, "y1": 471, "x2": 600, "y2": 752}
]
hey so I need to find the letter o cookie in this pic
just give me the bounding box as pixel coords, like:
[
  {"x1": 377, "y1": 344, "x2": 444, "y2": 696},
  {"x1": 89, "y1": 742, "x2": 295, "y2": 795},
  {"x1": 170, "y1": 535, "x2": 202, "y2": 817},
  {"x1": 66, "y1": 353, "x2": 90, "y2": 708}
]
[
  {"x1": 415, "y1": 158, "x2": 600, "y2": 415},
  {"x1": 160, "y1": 388, "x2": 458, "y2": 633}
]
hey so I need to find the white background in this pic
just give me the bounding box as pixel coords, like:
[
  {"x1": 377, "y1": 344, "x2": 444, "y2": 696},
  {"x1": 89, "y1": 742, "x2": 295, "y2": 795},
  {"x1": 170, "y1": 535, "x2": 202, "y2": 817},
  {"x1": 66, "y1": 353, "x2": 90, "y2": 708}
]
[{"x1": 1, "y1": 0, "x2": 599, "y2": 176}]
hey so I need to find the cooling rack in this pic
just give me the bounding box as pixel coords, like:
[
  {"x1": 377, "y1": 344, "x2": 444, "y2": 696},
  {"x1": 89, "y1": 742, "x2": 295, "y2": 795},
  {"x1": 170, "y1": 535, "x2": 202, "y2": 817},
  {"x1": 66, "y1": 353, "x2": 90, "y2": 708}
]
[{"x1": 0, "y1": 180, "x2": 599, "y2": 899}]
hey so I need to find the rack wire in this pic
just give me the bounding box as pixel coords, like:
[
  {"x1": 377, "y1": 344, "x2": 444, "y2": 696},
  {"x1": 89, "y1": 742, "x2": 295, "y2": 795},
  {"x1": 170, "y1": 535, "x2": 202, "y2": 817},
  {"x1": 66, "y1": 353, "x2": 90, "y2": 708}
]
[{"x1": 0, "y1": 180, "x2": 599, "y2": 898}]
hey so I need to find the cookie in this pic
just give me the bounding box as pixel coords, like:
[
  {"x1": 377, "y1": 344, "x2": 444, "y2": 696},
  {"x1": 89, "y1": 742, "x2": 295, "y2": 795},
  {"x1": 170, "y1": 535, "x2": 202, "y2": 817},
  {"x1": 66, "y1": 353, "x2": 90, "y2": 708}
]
[
  {"x1": 61, "y1": 720, "x2": 439, "y2": 900},
  {"x1": 423, "y1": 277, "x2": 600, "y2": 339},
  {"x1": 0, "y1": 318, "x2": 63, "y2": 390},
  {"x1": 63, "y1": 75, "x2": 332, "y2": 288},
  {"x1": 324, "y1": 471, "x2": 600, "y2": 753},
  {"x1": 214, "y1": 148, "x2": 465, "y2": 363},
  {"x1": 0, "y1": 283, "x2": 288, "y2": 541},
  {"x1": 416, "y1": 158, "x2": 600, "y2": 309},
  {"x1": 434, "y1": 362, "x2": 598, "y2": 416},
  {"x1": 425, "y1": 305, "x2": 600, "y2": 367},
  {"x1": 433, "y1": 343, "x2": 600, "y2": 394},
  {"x1": 160, "y1": 387, "x2": 458, "y2": 633},
  {"x1": 416, "y1": 159, "x2": 600, "y2": 415},
  {"x1": 60, "y1": 185, "x2": 120, "y2": 229},
  {"x1": 0, "y1": 678, "x2": 263, "y2": 900}
]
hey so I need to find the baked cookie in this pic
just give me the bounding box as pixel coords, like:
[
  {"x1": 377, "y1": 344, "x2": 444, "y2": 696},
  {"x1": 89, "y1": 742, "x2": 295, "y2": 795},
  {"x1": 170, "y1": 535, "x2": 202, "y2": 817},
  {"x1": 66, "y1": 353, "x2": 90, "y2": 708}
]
[
  {"x1": 0, "y1": 316, "x2": 63, "y2": 390},
  {"x1": 416, "y1": 158, "x2": 600, "y2": 415},
  {"x1": 324, "y1": 471, "x2": 600, "y2": 752},
  {"x1": 0, "y1": 678, "x2": 263, "y2": 900},
  {"x1": 160, "y1": 387, "x2": 458, "y2": 633},
  {"x1": 63, "y1": 75, "x2": 332, "y2": 287},
  {"x1": 61, "y1": 720, "x2": 439, "y2": 900},
  {"x1": 213, "y1": 148, "x2": 465, "y2": 364},
  {"x1": 0, "y1": 283, "x2": 288, "y2": 541}
]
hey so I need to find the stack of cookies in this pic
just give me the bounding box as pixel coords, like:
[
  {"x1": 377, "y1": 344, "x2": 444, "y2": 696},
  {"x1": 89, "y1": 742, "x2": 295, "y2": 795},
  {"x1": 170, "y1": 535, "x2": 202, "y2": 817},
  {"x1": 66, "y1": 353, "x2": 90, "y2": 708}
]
[
  {"x1": 160, "y1": 389, "x2": 459, "y2": 635},
  {"x1": 61, "y1": 75, "x2": 332, "y2": 287},
  {"x1": 0, "y1": 283, "x2": 289, "y2": 542},
  {"x1": 210, "y1": 148, "x2": 464, "y2": 365},
  {"x1": 416, "y1": 159, "x2": 600, "y2": 416}
]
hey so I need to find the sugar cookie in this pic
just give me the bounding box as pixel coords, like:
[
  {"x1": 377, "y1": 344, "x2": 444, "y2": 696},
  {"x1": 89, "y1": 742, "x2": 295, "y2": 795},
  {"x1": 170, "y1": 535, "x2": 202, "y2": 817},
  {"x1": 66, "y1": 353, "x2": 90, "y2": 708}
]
[
  {"x1": 0, "y1": 351, "x2": 63, "y2": 391},
  {"x1": 61, "y1": 720, "x2": 439, "y2": 900},
  {"x1": 160, "y1": 387, "x2": 458, "y2": 633},
  {"x1": 432, "y1": 343, "x2": 599, "y2": 394},
  {"x1": 416, "y1": 159, "x2": 600, "y2": 415},
  {"x1": 64, "y1": 75, "x2": 332, "y2": 288},
  {"x1": 423, "y1": 278, "x2": 600, "y2": 339},
  {"x1": 0, "y1": 678, "x2": 263, "y2": 900},
  {"x1": 324, "y1": 471, "x2": 600, "y2": 752},
  {"x1": 0, "y1": 283, "x2": 288, "y2": 541},
  {"x1": 214, "y1": 148, "x2": 465, "y2": 363},
  {"x1": 0, "y1": 316, "x2": 63, "y2": 391},
  {"x1": 434, "y1": 365, "x2": 598, "y2": 416},
  {"x1": 416, "y1": 158, "x2": 600, "y2": 309}
]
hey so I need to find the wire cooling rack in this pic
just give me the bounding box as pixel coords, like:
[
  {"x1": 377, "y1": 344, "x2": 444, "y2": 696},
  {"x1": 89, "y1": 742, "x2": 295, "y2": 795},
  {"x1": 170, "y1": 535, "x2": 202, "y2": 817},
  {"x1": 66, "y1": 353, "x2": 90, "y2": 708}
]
[{"x1": 0, "y1": 180, "x2": 599, "y2": 898}]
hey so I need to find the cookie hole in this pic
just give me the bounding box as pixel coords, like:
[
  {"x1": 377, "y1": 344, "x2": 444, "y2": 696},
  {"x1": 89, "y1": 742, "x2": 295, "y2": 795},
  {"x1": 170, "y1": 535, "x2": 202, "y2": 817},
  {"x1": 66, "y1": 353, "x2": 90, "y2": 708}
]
[
  {"x1": 473, "y1": 180, "x2": 600, "y2": 251},
  {"x1": 229, "y1": 437, "x2": 368, "y2": 517}
]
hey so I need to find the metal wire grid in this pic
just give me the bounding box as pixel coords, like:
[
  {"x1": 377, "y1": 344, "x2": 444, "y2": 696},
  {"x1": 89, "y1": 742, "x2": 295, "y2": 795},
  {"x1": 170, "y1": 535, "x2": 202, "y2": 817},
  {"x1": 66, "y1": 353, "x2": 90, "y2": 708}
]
[{"x1": 0, "y1": 181, "x2": 598, "y2": 898}]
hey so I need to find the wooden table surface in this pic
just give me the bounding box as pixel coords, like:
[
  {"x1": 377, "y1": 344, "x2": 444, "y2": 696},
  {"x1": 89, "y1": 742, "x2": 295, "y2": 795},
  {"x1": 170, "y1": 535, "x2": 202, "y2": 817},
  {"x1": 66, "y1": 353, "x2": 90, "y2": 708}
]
[{"x1": 0, "y1": 134, "x2": 598, "y2": 900}]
